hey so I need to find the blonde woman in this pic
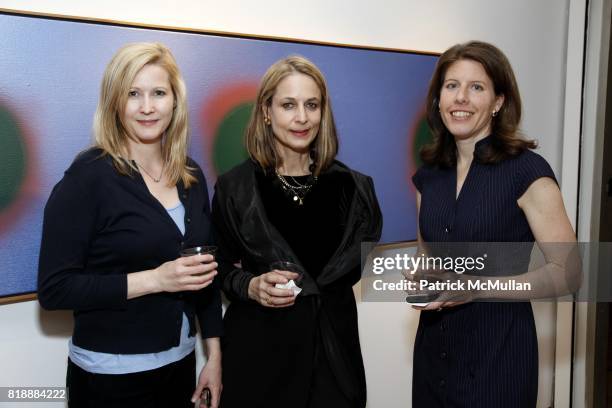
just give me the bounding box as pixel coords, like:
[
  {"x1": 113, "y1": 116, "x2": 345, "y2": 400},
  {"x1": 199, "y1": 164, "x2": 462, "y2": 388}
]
[
  {"x1": 212, "y1": 56, "x2": 382, "y2": 408},
  {"x1": 38, "y1": 43, "x2": 222, "y2": 407}
]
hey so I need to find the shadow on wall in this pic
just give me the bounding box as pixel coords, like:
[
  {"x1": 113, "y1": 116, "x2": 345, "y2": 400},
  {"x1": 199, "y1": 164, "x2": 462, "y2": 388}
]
[{"x1": 37, "y1": 306, "x2": 73, "y2": 337}]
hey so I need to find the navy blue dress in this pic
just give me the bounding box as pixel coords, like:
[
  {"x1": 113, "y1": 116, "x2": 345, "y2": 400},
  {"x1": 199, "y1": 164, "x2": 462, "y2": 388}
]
[{"x1": 411, "y1": 136, "x2": 556, "y2": 407}]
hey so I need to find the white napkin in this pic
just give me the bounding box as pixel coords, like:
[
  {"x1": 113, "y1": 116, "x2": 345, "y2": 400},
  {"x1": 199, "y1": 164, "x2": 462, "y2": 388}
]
[{"x1": 275, "y1": 279, "x2": 302, "y2": 296}]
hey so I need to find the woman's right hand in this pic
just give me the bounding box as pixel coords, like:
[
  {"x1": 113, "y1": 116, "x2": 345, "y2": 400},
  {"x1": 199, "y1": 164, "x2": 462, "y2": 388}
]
[
  {"x1": 154, "y1": 254, "x2": 218, "y2": 292},
  {"x1": 248, "y1": 270, "x2": 299, "y2": 308}
]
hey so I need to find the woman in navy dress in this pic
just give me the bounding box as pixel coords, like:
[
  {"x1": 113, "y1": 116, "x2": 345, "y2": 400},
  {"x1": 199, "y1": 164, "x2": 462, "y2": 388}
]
[{"x1": 411, "y1": 41, "x2": 577, "y2": 407}]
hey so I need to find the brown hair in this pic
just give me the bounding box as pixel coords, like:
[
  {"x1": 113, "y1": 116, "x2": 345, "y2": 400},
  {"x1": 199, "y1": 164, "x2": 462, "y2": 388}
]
[
  {"x1": 421, "y1": 41, "x2": 536, "y2": 167},
  {"x1": 245, "y1": 55, "x2": 338, "y2": 176},
  {"x1": 93, "y1": 42, "x2": 196, "y2": 187}
]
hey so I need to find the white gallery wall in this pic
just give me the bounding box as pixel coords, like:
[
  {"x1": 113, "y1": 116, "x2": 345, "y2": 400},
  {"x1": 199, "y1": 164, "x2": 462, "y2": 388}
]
[{"x1": 0, "y1": 1, "x2": 578, "y2": 407}]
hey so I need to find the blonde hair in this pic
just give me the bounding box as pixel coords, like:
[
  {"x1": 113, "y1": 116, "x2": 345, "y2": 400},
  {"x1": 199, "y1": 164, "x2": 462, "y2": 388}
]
[
  {"x1": 93, "y1": 42, "x2": 196, "y2": 187},
  {"x1": 245, "y1": 55, "x2": 338, "y2": 176}
]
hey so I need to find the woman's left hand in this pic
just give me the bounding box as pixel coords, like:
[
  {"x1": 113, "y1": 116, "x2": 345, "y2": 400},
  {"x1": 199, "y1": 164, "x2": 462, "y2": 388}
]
[
  {"x1": 192, "y1": 356, "x2": 222, "y2": 408},
  {"x1": 411, "y1": 272, "x2": 477, "y2": 311},
  {"x1": 412, "y1": 297, "x2": 470, "y2": 312}
]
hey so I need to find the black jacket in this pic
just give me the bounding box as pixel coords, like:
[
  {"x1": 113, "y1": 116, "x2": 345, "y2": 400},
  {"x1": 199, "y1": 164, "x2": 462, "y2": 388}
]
[
  {"x1": 38, "y1": 148, "x2": 223, "y2": 354},
  {"x1": 212, "y1": 159, "x2": 382, "y2": 407}
]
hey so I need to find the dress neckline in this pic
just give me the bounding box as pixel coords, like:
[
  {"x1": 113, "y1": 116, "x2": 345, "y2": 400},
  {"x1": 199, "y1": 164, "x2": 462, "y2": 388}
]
[{"x1": 473, "y1": 135, "x2": 493, "y2": 161}]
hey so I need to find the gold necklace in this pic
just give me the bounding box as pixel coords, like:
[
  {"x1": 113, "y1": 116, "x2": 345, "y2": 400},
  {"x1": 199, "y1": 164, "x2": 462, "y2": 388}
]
[
  {"x1": 275, "y1": 170, "x2": 317, "y2": 205},
  {"x1": 135, "y1": 161, "x2": 164, "y2": 183}
]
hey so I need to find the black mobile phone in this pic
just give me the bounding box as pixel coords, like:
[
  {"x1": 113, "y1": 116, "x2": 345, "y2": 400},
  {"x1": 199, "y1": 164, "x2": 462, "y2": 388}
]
[
  {"x1": 200, "y1": 388, "x2": 211, "y2": 407},
  {"x1": 405, "y1": 291, "x2": 441, "y2": 303}
]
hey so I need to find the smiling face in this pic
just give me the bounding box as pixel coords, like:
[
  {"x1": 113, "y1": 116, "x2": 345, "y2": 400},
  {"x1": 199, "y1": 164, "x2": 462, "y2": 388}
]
[
  {"x1": 264, "y1": 72, "x2": 322, "y2": 158},
  {"x1": 439, "y1": 59, "x2": 504, "y2": 142},
  {"x1": 122, "y1": 63, "x2": 175, "y2": 144}
]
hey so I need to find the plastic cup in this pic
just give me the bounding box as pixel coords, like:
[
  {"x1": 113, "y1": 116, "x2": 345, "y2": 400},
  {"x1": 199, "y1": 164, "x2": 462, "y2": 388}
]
[
  {"x1": 180, "y1": 246, "x2": 217, "y2": 277},
  {"x1": 269, "y1": 260, "x2": 305, "y2": 287},
  {"x1": 180, "y1": 245, "x2": 217, "y2": 258}
]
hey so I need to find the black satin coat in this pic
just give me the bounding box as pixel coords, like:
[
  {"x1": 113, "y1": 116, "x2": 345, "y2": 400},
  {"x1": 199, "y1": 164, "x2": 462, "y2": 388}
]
[{"x1": 211, "y1": 159, "x2": 382, "y2": 408}]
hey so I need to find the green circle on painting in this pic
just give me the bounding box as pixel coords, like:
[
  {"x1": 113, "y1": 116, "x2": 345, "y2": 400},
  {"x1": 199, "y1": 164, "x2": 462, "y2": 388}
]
[
  {"x1": 0, "y1": 106, "x2": 26, "y2": 211},
  {"x1": 413, "y1": 116, "x2": 433, "y2": 168},
  {"x1": 212, "y1": 103, "x2": 252, "y2": 175}
]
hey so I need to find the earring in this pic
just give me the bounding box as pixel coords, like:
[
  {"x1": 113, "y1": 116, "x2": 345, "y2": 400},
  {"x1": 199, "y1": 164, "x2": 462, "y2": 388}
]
[
  {"x1": 264, "y1": 116, "x2": 271, "y2": 125},
  {"x1": 492, "y1": 110, "x2": 498, "y2": 117}
]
